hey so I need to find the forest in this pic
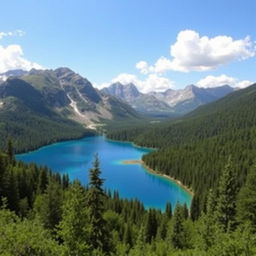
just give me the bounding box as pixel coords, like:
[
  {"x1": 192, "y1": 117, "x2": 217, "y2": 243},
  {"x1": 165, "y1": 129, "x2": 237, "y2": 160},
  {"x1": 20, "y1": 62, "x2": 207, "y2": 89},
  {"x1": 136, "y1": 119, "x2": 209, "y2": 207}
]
[
  {"x1": 107, "y1": 84, "x2": 256, "y2": 213},
  {"x1": 0, "y1": 141, "x2": 256, "y2": 255}
]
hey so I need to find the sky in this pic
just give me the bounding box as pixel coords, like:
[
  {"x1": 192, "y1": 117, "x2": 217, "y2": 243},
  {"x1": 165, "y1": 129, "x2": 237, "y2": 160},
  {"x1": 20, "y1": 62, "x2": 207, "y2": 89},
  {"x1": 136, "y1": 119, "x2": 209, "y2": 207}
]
[{"x1": 0, "y1": 0, "x2": 255, "y2": 92}]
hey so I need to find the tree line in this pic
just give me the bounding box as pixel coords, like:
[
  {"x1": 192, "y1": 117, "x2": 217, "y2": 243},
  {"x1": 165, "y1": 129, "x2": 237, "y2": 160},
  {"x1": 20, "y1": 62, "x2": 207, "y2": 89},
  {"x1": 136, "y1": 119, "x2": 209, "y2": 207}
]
[{"x1": 0, "y1": 142, "x2": 256, "y2": 255}]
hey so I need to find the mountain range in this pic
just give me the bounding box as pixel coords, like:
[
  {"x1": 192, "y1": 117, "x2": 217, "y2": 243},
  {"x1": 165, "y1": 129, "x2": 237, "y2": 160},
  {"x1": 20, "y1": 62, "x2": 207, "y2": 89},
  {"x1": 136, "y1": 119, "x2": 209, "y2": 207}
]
[
  {"x1": 101, "y1": 82, "x2": 174, "y2": 116},
  {"x1": 101, "y1": 82, "x2": 235, "y2": 115},
  {"x1": 0, "y1": 68, "x2": 140, "y2": 151},
  {"x1": 0, "y1": 67, "x2": 248, "y2": 151},
  {"x1": 0, "y1": 68, "x2": 140, "y2": 126}
]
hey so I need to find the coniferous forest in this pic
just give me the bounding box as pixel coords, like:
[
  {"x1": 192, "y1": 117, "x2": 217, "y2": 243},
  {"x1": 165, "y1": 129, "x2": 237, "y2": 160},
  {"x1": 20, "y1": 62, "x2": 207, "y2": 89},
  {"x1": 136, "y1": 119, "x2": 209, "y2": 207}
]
[
  {"x1": 107, "y1": 84, "x2": 256, "y2": 215},
  {"x1": 0, "y1": 139, "x2": 256, "y2": 255},
  {"x1": 1, "y1": 0, "x2": 255, "y2": 254}
]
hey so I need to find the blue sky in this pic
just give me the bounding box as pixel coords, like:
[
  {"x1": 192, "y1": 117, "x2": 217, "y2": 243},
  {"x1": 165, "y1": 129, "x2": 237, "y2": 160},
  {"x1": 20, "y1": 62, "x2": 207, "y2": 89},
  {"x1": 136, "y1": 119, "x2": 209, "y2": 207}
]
[{"x1": 0, "y1": 0, "x2": 255, "y2": 91}]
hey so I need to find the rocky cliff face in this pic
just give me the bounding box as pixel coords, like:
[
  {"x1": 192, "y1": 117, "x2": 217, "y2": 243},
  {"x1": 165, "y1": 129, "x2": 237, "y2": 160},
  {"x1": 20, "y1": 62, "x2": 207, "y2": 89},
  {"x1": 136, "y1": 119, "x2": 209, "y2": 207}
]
[
  {"x1": 0, "y1": 68, "x2": 141, "y2": 129},
  {"x1": 102, "y1": 82, "x2": 173, "y2": 115}
]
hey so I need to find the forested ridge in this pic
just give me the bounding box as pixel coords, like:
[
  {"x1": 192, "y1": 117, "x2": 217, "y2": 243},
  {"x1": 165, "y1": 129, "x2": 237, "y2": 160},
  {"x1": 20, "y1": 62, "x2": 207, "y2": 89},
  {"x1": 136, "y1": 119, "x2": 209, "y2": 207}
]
[
  {"x1": 0, "y1": 78, "x2": 95, "y2": 153},
  {"x1": 107, "y1": 84, "x2": 256, "y2": 213},
  {"x1": 0, "y1": 143, "x2": 256, "y2": 255}
]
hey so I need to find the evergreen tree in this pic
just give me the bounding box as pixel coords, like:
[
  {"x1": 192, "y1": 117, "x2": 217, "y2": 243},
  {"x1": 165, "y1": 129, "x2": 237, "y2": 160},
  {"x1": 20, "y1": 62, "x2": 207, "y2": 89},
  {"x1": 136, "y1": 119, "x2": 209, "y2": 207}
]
[
  {"x1": 58, "y1": 181, "x2": 90, "y2": 256},
  {"x1": 157, "y1": 217, "x2": 168, "y2": 240},
  {"x1": 6, "y1": 138, "x2": 14, "y2": 163},
  {"x1": 190, "y1": 193, "x2": 200, "y2": 221},
  {"x1": 165, "y1": 201, "x2": 172, "y2": 218},
  {"x1": 7, "y1": 169, "x2": 19, "y2": 212},
  {"x1": 237, "y1": 165, "x2": 256, "y2": 231},
  {"x1": 37, "y1": 168, "x2": 48, "y2": 194},
  {"x1": 197, "y1": 189, "x2": 216, "y2": 251},
  {"x1": 144, "y1": 209, "x2": 158, "y2": 243},
  {"x1": 183, "y1": 203, "x2": 189, "y2": 219},
  {"x1": 86, "y1": 155, "x2": 111, "y2": 255},
  {"x1": 34, "y1": 180, "x2": 63, "y2": 230},
  {"x1": 215, "y1": 157, "x2": 238, "y2": 232},
  {"x1": 0, "y1": 156, "x2": 6, "y2": 200},
  {"x1": 123, "y1": 223, "x2": 133, "y2": 248},
  {"x1": 170, "y1": 203, "x2": 186, "y2": 249}
]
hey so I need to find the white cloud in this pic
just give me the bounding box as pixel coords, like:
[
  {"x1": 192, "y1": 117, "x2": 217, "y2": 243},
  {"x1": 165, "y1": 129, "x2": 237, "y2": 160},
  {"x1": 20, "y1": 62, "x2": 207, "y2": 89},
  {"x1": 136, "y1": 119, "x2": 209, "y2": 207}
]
[
  {"x1": 196, "y1": 74, "x2": 254, "y2": 88},
  {"x1": 0, "y1": 44, "x2": 43, "y2": 74},
  {"x1": 95, "y1": 73, "x2": 175, "y2": 93},
  {"x1": 135, "y1": 61, "x2": 153, "y2": 74},
  {"x1": 136, "y1": 30, "x2": 255, "y2": 73},
  {"x1": 0, "y1": 29, "x2": 43, "y2": 73},
  {"x1": 0, "y1": 30, "x2": 25, "y2": 40}
]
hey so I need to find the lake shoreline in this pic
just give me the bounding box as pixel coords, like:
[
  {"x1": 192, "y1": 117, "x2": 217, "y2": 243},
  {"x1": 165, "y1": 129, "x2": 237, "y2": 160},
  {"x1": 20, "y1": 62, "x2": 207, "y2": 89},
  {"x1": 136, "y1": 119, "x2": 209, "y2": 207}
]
[
  {"x1": 105, "y1": 136, "x2": 157, "y2": 151},
  {"x1": 122, "y1": 159, "x2": 194, "y2": 197}
]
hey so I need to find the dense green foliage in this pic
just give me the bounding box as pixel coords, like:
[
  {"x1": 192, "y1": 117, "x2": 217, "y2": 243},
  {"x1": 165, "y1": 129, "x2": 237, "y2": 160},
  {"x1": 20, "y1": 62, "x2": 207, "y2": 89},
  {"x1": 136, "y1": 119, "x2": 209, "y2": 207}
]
[
  {"x1": 107, "y1": 84, "x2": 256, "y2": 212},
  {"x1": 0, "y1": 147, "x2": 256, "y2": 255}
]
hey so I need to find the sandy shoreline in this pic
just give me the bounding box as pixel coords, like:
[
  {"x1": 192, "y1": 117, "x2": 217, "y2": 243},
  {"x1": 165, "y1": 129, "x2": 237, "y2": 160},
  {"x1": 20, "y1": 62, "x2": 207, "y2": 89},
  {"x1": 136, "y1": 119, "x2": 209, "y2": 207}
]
[{"x1": 122, "y1": 159, "x2": 194, "y2": 197}]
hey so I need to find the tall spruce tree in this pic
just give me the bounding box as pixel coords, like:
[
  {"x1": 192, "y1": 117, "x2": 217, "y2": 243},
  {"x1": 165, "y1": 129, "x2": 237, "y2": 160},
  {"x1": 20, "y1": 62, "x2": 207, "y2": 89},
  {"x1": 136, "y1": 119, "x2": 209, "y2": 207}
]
[
  {"x1": 6, "y1": 139, "x2": 14, "y2": 163},
  {"x1": 58, "y1": 181, "x2": 89, "y2": 256},
  {"x1": 190, "y1": 194, "x2": 200, "y2": 221},
  {"x1": 165, "y1": 202, "x2": 172, "y2": 219},
  {"x1": 86, "y1": 155, "x2": 111, "y2": 255},
  {"x1": 170, "y1": 203, "x2": 186, "y2": 249},
  {"x1": 237, "y1": 165, "x2": 256, "y2": 231},
  {"x1": 197, "y1": 189, "x2": 216, "y2": 251},
  {"x1": 215, "y1": 157, "x2": 238, "y2": 232},
  {"x1": 34, "y1": 180, "x2": 63, "y2": 230},
  {"x1": 144, "y1": 209, "x2": 158, "y2": 243}
]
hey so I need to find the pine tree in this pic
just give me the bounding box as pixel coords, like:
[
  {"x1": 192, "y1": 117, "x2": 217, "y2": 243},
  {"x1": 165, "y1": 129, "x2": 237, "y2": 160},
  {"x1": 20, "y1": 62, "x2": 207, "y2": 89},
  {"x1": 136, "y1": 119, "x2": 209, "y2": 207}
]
[
  {"x1": 190, "y1": 193, "x2": 200, "y2": 221},
  {"x1": 86, "y1": 155, "x2": 111, "y2": 255},
  {"x1": 237, "y1": 165, "x2": 256, "y2": 231},
  {"x1": 197, "y1": 189, "x2": 216, "y2": 251},
  {"x1": 170, "y1": 203, "x2": 186, "y2": 249},
  {"x1": 123, "y1": 223, "x2": 133, "y2": 247},
  {"x1": 34, "y1": 180, "x2": 63, "y2": 230},
  {"x1": 0, "y1": 156, "x2": 6, "y2": 200},
  {"x1": 6, "y1": 139, "x2": 14, "y2": 163},
  {"x1": 37, "y1": 168, "x2": 48, "y2": 194},
  {"x1": 215, "y1": 157, "x2": 238, "y2": 232},
  {"x1": 58, "y1": 181, "x2": 90, "y2": 256},
  {"x1": 182, "y1": 203, "x2": 189, "y2": 219},
  {"x1": 165, "y1": 201, "x2": 172, "y2": 218},
  {"x1": 144, "y1": 209, "x2": 158, "y2": 243},
  {"x1": 7, "y1": 169, "x2": 19, "y2": 212}
]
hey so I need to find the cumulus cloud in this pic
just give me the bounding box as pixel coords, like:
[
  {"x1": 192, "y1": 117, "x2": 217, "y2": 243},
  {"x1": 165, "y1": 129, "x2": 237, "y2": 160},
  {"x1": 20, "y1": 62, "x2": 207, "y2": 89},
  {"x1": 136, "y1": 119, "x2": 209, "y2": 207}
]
[
  {"x1": 196, "y1": 74, "x2": 254, "y2": 88},
  {"x1": 96, "y1": 73, "x2": 175, "y2": 93},
  {"x1": 0, "y1": 30, "x2": 43, "y2": 73},
  {"x1": 136, "y1": 30, "x2": 255, "y2": 73},
  {"x1": 0, "y1": 44, "x2": 43, "y2": 73},
  {"x1": 135, "y1": 61, "x2": 154, "y2": 74}
]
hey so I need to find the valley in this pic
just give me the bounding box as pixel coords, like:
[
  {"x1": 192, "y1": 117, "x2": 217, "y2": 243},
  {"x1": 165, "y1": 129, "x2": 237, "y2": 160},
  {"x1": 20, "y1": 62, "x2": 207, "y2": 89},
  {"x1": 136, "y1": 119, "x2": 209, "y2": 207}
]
[
  {"x1": 0, "y1": 68, "x2": 255, "y2": 255},
  {"x1": 16, "y1": 135, "x2": 192, "y2": 210}
]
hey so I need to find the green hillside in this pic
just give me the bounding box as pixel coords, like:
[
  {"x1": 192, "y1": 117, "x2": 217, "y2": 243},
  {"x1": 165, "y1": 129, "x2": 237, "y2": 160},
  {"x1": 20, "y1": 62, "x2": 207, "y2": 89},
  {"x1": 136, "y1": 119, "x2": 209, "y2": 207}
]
[
  {"x1": 107, "y1": 84, "x2": 256, "y2": 211},
  {"x1": 0, "y1": 78, "x2": 94, "y2": 152}
]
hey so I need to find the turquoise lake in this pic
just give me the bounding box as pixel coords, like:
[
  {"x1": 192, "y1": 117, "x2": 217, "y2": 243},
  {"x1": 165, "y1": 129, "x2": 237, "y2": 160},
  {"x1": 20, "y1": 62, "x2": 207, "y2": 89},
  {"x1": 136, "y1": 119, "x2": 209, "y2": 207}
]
[{"x1": 16, "y1": 136, "x2": 191, "y2": 210}]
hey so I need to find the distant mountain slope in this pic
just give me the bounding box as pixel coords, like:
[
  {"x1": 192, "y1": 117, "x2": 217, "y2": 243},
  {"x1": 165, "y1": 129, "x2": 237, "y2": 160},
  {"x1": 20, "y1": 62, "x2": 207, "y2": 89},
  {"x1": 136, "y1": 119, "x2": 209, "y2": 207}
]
[
  {"x1": 102, "y1": 82, "x2": 140, "y2": 101},
  {"x1": 102, "y1": 82, "x2": 174, "y2": 116},
  {"x1": 0, "y1": 78, "x2": 93, "y2": 152},
  {"x1": 0, "y1": 69, "x2": 28, "y2": 82},
  {"x1": 108, "y1": 83, "x2": 255, "y2": 147},
  {"x1": 0, "y1": 68, "x2": 141, "y2": 151},
  {"x1": 107, "y1": 83, "x2": 256, "y2": 211},
  {"x1": 151, "y1": 84, "x2": 234, "y2": 114},
  {"x1": 102, "y1": 82, "x2": 234, "y2": 116},
  {"x1": 21, "y1": 68, "x2": 141, "y2": 125}
]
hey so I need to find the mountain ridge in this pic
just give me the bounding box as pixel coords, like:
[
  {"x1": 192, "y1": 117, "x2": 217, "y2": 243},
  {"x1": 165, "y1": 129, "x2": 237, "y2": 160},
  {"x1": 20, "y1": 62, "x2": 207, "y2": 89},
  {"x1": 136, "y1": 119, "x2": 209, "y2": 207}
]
[{"x1": 102, "y1": 81, "x2": 235, "y2": 115}]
